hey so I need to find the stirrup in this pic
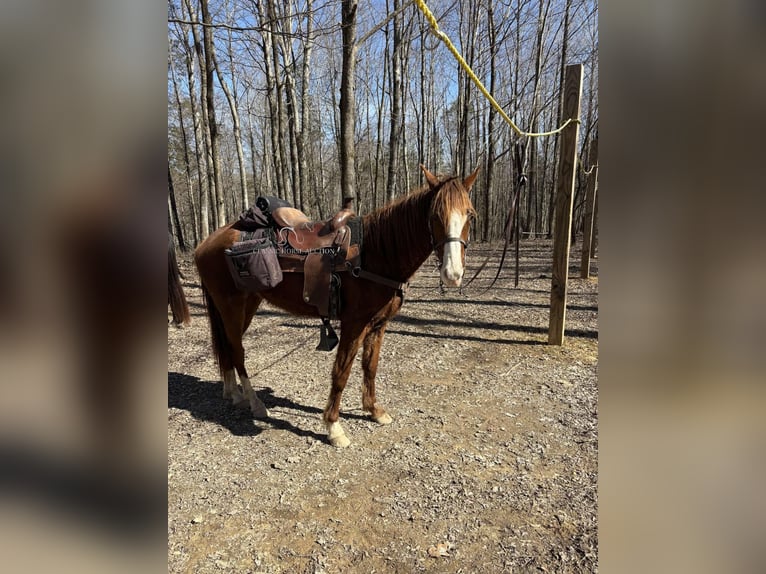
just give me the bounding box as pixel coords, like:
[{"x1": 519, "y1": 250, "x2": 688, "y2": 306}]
[{"x1": 316, "y1": 318, "x2": 339, "y2": 352}]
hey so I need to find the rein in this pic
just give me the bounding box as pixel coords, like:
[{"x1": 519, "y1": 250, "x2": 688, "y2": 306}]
[
  {"x1": 346, "y1": 262, "x2": 409, "y2": 297},
  {"x1": 344, "y1": 217, "x2": 409, "y2": 299}
]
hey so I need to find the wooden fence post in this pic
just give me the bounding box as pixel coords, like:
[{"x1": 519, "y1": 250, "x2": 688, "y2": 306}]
[
  {"x1": 580, "y1": 135, "x2": 598, "y2": 278},
  {"x1": 548, "y1": 64, "x2": 583, "y2": 345}
]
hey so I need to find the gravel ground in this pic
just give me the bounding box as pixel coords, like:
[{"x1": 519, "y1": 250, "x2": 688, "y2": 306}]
[{"x1": 168, "y1": 239, "x2": 598, "y2": 573}]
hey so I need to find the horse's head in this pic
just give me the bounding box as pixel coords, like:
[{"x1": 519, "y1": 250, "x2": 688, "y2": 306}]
[{"x1": 421, "y1": 164, "x2": 479, "y2": 288}]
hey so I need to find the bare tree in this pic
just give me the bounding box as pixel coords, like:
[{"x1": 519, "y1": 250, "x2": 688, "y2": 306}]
[
  {"x1": 168, "y1": 165, "x2": 187, "y2": 250},
  {"x1": 548, "y1": 0, "x2": 573, "y2": 238},
  {"x1": 199, "y1": 0, "x2": 226, "y2": 227},
  {"x1": 528, "y1": 0, "x2": 552, "y2": 238},
  {"x1": 298, "y1": 0, "x2": 315, "y2": 212},
  {"x1": 385, "y1": 0, "x2": 402, "y2": 203},
  {"x1": 168, "y1": 46, "x2": 199, "y2": 246},
  {"x1": 166, "y1": 0, "x2": 597, "y2": 244},
  {"x1": 339, "y1": 0, "x2": 358, "y2": 204},
  {"x1": 180, "y1": 0, "x2": 211, "y2": 238},
  {"x1": 214, "y1": 23, "x2": 249, "y2": 211}
]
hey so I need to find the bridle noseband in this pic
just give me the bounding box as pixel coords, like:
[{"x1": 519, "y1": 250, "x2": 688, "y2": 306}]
[
  {"x1": 432, "y1": 235, "x2": 468, "y2": 254},
  {"x1": 428, "y1": 218, "x2": 469, "y2": 295}
]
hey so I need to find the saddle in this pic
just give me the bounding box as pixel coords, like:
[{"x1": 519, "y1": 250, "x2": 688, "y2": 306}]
[
  {"x1": 270, "y1": 203, "x2": 362, "y2": 351},
  {"x1": 272, "y1": 207, "x2": 356, "y2": 252}
]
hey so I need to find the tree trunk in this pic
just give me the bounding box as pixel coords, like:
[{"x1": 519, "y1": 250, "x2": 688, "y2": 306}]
[
  {"x1": 456, "y1": 1, "x2": 478, "y2": 176},
  {"x1": 483, "y1": 0, "x2": 497, "y2": 243},
  {"x1": 298, "y1": 0, "x2": 314, "y2": 212},
  {"x1": 528, "y1": 0, "x2": 550, "y2": 238},
  {"x1": 168, "y1": 165, "x2": 186, "y2": 251},
  {"x1": 373, "y1": 22, "x2": 388, "y2": 209},
  {"x1": 418, "y1": 12, "x2": 426, "y2": 182},
  {"x1": 275, "y1": 3, "x2": 301, "y2": 208},
  {"x1": 169, "y1": 52, "x2": 199, "y2": 246},
  {"x1": 385, "y1": 0, "x2": 402, "y2": 203},
  {"x1": 339, "y1": 0, "x2": 358, "y2": 205},
  {"x1": 400, "y1": 12, "x2": 413, "y2": 195},
  {"x1": 548, "y1": 0, "x2": 572, "y2": 238},
  {"x1": 183, "y1": 0, "x2": 210, "y2": 238},
  {"x1": 266, "y1": 0, "x2": 292, "y2": 205},
  {"x1": 200, "y1": 0, "x2": 226, "y2": 228},
  {"x1": 215, "y1": 33, "x2": 249, "y2": 212}
]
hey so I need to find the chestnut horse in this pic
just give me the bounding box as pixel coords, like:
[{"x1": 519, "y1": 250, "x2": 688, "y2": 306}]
[
  {"x1": 168, "y1": 232, "x2": 191, "y2": 326},
  {"x1": 194, "y1": 165, "x2": 478, "y2": 447}
]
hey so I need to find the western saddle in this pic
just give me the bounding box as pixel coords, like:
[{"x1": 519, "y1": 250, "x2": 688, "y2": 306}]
[
  {"x1": 269, "y1": 200, "x2": 361, "y2": 350},
  {"x1": 272, "y1": 206, "x2": 356, "y2": 252},
  {"x1": 244, "y1": 195, "x2": 405, "y2": 351}
]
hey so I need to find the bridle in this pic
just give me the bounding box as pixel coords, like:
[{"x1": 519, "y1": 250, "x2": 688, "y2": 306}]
[
  {"x1": 432, "y1": 235, "x2": 469, "y2": 254},
  {"x1": 428, "y1": 213, "x2": 471, "y2": 294}
]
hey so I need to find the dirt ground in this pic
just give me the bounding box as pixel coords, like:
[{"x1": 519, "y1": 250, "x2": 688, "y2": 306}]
[{"x1": 168, "y1": 239, "x2": 598, "y2": 573}]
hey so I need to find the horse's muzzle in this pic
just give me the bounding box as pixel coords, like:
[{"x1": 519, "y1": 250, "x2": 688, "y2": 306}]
[{"x1": 441, "y1": 268, "x2": 463, "y2": 287}]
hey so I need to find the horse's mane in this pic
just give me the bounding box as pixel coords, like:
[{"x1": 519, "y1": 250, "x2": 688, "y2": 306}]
[
  {"x1": 431, "y1": 176, "x2": 477, "y2": 224},
  {"x1": 361, "y1": 176, "x2": 475, "y2": 276}
]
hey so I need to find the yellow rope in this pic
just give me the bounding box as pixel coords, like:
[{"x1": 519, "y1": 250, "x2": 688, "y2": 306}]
[{"x1": 413, "y1": 0, "x2": 577, "y2": 138}]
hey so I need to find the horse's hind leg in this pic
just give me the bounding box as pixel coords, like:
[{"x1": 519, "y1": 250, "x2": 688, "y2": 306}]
[
  {"x1": 361, "y1": 324, "x2": 393, "y2": 425},
  {"x1": 238, "y1": 376, "x2": 267, "y2": 418},
  {"x1": 223, "y1": 369, "x2": 245, "y2": 404},
  {"x1": 230, "y1": 294, "x2": 268, "y2": 418}
]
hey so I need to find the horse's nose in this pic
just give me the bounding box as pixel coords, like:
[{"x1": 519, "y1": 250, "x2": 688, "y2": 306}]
[{"x1": 442, "y1": 267, "x2": 463, "y2": 287}]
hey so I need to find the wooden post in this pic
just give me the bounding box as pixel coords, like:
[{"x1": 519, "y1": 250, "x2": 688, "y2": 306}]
[
  {"x1": 548, "y1": 64, "x2": 583, "y2": 345},
  {"x1": 580, "y1": 135, "x2": 598, "y2": 278}
]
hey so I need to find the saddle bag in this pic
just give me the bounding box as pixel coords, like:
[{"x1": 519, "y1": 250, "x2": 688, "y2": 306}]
[
  {"x1": 255, "y1": 195, "x2": 292, "y2": 225},
  {"x1": 224, "y1": 234, "x2": 283, "y2": 292}
]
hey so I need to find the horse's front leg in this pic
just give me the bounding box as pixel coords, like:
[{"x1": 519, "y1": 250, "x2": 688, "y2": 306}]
[
  {"x1": 362, "y1": 324, "x2": 392, "y2": 425},
  {"x1": 323, "y1": 323, "x2": 366, "y2": 448}
]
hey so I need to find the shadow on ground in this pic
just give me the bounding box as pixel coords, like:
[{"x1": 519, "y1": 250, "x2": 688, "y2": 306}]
[{"x1": 168, "y1": 372, "x2": 370, "y2": 443}]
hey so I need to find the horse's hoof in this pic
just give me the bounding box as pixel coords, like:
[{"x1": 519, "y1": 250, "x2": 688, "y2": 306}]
[
  {"x1": 326, "y1": 421, "x2": 350, "y2": 448},
  {"x1": 373, "y1": 412, "x2": 393, "y2": 425},
  {"x1": 229, "y1": 392, "x2": 246, "y2": 405},
  {"x1": 330, "y1": 434, "x2": 351, "y2": 448},
  {"x1": 234, "y1": 399, "x2": 250, "y2": 410},
  {"x1": 250, "y1": 402, "x2": 269, "y2": 419}
]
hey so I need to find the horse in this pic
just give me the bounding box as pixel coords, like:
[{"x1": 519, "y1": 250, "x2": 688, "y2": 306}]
[
  {"x1": 168, "y1": 232, "x2": 191, "y2": 326},
  {"x1": 194, "y1": 165, "x2": 478, "y2": 447}
]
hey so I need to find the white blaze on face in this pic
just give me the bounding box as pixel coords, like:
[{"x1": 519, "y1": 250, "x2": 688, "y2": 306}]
[{"x1": 441, "y1": 211, "x2": 468, "y2": 287}]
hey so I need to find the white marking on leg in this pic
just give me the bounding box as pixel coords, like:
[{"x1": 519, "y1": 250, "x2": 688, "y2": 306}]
[
  {"x1": 223, "y1": 369, "x2": 245, "y2": 404},
  {"x1": 326, "y1": 421, "x2": 351, "y2": 448},
  {"x1": 441, "y1": 211, "x2": 467, "y2": 287},
  {"x1": 239, "y1": 375, "x2": 269, "y2": 418},
  {"x1": 374, "y1": 411, "x2": 393, "y2": 425}
]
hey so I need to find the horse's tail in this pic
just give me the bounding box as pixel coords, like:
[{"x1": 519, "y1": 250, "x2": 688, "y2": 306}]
[
  {"x1": 168, "y1": 240, "x2": 191, "y2": 326},
  {"x1": 199, "y1": 282, "x2": 232, "y2": 377}
]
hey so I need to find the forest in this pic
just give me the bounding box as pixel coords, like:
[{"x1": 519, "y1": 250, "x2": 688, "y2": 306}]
[{"x1": 167, "y1": 0, "x2": 598, "y2": 249}]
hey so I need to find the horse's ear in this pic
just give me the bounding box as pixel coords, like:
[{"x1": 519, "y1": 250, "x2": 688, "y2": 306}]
[
  {"x1": 420, "y1": 164, "x2": 440, "y2": 188},
  {"x1": 463, "y1": 165, "x2": 481, "y2": 190}
]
